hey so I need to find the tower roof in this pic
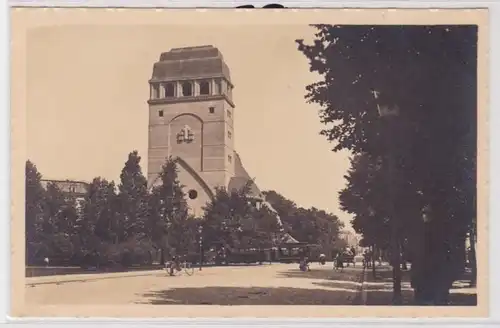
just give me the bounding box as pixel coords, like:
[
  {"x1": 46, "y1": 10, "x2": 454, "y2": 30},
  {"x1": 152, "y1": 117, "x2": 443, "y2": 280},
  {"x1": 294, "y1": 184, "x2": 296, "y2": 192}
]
[{"x1": 151, "y1": 45, "x2": 232, "y2": 83}]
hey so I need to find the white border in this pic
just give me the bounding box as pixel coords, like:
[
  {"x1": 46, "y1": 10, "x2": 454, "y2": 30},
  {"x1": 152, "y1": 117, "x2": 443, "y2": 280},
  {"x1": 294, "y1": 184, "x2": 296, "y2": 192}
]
[{"x1": 2, "y1": 0, "x2": 498, "y2": 327}]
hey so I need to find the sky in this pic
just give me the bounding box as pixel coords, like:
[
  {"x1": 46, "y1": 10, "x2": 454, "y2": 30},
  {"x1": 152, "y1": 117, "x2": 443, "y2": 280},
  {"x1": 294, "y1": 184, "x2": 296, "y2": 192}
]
[{"x1": 26, "y1": 24, "x2": 353, "y2": 227}]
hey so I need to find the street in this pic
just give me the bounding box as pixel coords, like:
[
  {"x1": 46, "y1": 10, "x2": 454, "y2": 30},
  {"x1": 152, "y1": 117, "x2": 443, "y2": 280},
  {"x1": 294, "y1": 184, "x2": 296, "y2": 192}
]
[{"x1": 26, "y1": 263, "x2": 366, "y2": 306}]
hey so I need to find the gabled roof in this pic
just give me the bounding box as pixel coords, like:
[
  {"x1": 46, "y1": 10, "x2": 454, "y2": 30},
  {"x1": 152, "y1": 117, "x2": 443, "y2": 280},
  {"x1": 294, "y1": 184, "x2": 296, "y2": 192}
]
[{"x1": 228, "y1": 152, "x2": 262, "y2": 198}]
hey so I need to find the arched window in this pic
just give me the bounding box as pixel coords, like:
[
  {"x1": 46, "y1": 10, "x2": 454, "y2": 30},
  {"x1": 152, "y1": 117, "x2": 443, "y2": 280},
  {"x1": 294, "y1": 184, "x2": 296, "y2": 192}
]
[
  {"x1": 165, "y1": 83, "x2": 175, "y2": 97},
  {"x1": 182, "y1": 82, "x2": 193, "y2": 97},
  {"x1": 199, "y1": 81, "x2": 210, "y2": 95}
]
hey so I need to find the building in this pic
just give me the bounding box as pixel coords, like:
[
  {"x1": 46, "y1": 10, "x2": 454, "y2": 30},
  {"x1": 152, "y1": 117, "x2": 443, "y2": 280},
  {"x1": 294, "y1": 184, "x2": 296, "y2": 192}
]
[
  {"x1": 339, "y1": 230, "x2": 363, "y2": 253},
  {"x1": 147, "y1": 45, "x2": 278, "y2": 220},
  {"x1": 40, "y1": 179, "x2": 89, "y2": 197},
  {"x1": 40, "y1": 179, "x2": 89, "y2": 210}
]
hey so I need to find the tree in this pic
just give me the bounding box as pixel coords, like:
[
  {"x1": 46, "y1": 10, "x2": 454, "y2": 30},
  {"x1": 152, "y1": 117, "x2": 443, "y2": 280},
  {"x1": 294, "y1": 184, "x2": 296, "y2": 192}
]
[
  {"x1": 117, "y1": 151, "x2": 150, "y2": 241},
  {"x1": 201, "y1": 180, "x2": 287, "y2": 251},
  {"x1": 42, "y1": 182, "x2": 79, "y2": 264},
  {"x1": 297, "y1": 25, "x2": 477, "y2": 304},
  {"x1": 79, "y1": 177, "x2": 120, "y2": 251},
  {"x1": 263, "y1": 190, "x2": 344, "y2": 258},
  {"x1": 148, "y1": 157, "x2": 192, "y2": 264},
  {"x1": 202, "y1": 182, "x2": 254, "y2": 251},
  {"x1": 25, "y1": 160, "x2": 46, "y2": 264}
]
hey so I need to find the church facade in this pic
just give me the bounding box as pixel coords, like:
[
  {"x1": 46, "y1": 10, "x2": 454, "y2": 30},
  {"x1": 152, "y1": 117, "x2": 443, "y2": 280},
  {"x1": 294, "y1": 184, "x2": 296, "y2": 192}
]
[{"x1": 147, "y1": 45, "x2": 267, "y2": 217}]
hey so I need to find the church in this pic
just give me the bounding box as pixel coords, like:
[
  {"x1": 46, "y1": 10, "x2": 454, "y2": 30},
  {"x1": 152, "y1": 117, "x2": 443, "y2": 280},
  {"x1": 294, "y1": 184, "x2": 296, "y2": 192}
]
[{"x1": 146, "y1": 45, "x2": 280, "y2": 221}]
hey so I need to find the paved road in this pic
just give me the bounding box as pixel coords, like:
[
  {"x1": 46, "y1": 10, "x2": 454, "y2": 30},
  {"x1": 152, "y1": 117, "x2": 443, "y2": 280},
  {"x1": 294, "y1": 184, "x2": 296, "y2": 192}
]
[{"x1": 26, "y1": 262, "x2": 366, "y2": 306}]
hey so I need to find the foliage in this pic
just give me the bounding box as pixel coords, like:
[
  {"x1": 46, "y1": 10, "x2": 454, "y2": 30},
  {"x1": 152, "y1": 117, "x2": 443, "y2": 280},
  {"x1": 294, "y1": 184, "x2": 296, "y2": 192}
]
[
  {"x1": 297, "y1": 25, "x2": 477, "y2": 304},
  {"x1": 79, "y1": 177, "x2": 120, "y2": 249},
  {"x1": 117, "y1": 151, "x2": 150, "y2": 240},
  {"x1": 148, "y1": 157, "x2": 195, "y2": 258},
  {"x1": 263, "y1": 190, "x2": 344, "y2": 257}
]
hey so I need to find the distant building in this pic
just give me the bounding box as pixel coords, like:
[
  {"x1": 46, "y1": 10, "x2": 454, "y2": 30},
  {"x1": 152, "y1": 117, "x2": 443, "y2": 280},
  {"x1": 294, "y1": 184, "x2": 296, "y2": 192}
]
[
  {"x1": 40, "y1": 179, "x2": 89, "y2": 196},
  {"x1": 340, "y1": 230, "x2": 363, "y2": 253},
  {"x1": 40, "y1": 179, "x2": 89, "y2": 210}
]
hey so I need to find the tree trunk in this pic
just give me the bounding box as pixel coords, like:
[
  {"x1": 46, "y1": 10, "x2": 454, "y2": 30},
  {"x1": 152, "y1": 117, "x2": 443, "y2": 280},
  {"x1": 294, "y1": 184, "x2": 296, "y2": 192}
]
[
  {"x1": 400, "y1": 239, "x2": 407, "y2": 270},
  {"x1": 371, "y1": 244, "x2": 376, "y2": 279},
  {"x1": 469, "y1": 225, "x2": 477, "y2": 287},
  {"x1": 391, "y1": 235, "x2": 402, "y2": 304},
  {"x1": 160, "y1": 247, "x2": 165, "y2": 265}
]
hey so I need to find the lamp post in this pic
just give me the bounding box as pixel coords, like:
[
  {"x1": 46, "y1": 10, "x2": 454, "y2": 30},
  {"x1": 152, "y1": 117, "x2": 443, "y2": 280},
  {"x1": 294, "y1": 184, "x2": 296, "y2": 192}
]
[
  {"x1": 198, "y1": 225, "x2": 203, "y2": 271},
  {"x1": 372, "y1": 89, "x2": 402, "y2": 305}
]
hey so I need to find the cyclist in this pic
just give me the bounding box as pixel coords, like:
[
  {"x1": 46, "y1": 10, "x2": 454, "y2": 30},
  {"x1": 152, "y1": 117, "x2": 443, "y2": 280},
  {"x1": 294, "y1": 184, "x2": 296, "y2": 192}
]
[
  {"x1": 334, "y1": 252, "x2": 344, "y2": 270},
  {"x1": 168, "y1": 254, "x2": 182, "y2": 276}
]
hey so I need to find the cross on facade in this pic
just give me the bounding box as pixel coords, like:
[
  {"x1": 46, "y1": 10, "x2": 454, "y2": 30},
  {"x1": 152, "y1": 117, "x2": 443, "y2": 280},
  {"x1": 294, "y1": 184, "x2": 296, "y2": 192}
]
[
  {"x1": 177, "y1": 125, "x2": 194, "y2": 143},
  {"x1": 182, "y1": 125, "x2": 191, "y2": 139}
]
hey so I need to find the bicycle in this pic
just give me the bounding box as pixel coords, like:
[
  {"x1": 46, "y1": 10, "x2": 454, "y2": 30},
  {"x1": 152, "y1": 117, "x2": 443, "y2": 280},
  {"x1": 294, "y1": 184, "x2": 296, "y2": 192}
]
[
  {"x1": 333, "y1": 258, "x2": 344, "y2": 272},
  {"x1": 165, "y1": 260, "x2": 195, "y2": 276}
]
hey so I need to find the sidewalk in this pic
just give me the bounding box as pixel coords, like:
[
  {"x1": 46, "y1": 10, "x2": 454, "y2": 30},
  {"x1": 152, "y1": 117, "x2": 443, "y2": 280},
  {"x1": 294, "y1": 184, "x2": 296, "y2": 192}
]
[
  {"x1": 360, "y1": 266, "x2": 477, "y2": 305},
  {"x1": 25, "y1": 263, "x2": 282, "y2": 286},
  {"x1": 26, "y1": 269, "x2": 164, "y2": 286}
]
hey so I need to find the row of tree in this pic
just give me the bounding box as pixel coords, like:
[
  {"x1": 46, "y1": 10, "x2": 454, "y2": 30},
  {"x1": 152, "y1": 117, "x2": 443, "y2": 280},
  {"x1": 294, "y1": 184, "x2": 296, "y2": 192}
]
[
  {"x1": 263, "y1": 190, "x2": 346, "y2": 258},
  {"x1": 297, "y1": 25, "x2": 477, "y2": 304},
  {"x1": 26, "y1": 151, "x2": 345, "y2": 267}
]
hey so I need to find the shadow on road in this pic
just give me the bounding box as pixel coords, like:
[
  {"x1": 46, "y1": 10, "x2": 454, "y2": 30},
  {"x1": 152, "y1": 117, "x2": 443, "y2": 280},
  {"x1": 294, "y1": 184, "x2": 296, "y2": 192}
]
[
  {"x1": 277, "y1": 267, "x2": 362, "y2": 283},
  {"x1": 138, "y1": 286, "x2": 359, "y2": 305},
  {"x1": 364, "y1": 267, "x2": 477, "y2": 306}
]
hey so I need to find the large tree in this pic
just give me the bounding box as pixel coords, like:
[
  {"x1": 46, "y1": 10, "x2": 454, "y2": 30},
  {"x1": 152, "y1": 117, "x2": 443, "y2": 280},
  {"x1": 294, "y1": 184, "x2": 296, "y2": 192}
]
[
  {"x1": 297, "y1": 25, "x2": 477, "y2": 304},
  {"x1": 79, "y1": 177, "x2": 120, "y2": 249},
  {"x1": 25, "y1": 160, "x2": 47, "y2": 264},
  {"x1": 202, "y1": 182, "x2": 254, "y2": 250},
  {"x1": 117, "y1": 151, "x2": 150, "y2": 241},
  {"x1": 148, "y1": 158, "x2": 193, "y2": 263},
  {"x1": 263, "y1": 190, "x2": 344, "y2": 257}
]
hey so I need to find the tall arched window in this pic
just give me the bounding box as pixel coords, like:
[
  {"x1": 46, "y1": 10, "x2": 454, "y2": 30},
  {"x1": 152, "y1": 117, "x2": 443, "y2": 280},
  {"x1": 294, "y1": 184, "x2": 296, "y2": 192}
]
[
  {"x1": 199, "y1": 80, "x2": 210, "y2": 95},
  {"x1": 165, "y1": 83, "x2": 175, "y2": 97},
  {"x1": 182, "y1": 82, "x2": 193, "y2": 97}
]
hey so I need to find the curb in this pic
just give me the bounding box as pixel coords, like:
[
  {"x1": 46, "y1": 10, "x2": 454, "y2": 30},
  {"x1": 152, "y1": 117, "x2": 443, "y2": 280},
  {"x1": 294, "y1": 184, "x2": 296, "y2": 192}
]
[{"x1": 26, "y1": 269, "x2": 164, "y2": 286}]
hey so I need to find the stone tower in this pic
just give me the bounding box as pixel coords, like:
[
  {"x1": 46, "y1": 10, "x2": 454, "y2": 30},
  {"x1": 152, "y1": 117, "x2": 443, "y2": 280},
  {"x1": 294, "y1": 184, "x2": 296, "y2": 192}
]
[{"x1": 147, "y1": 45, "x2": 237, "y2": 216}]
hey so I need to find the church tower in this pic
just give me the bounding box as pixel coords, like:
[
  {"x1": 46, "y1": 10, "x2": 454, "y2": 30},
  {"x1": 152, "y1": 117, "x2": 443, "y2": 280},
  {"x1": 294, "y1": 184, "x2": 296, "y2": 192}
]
[{"x1": 147, "y1": 46, "x2": 236, "y2": 216}]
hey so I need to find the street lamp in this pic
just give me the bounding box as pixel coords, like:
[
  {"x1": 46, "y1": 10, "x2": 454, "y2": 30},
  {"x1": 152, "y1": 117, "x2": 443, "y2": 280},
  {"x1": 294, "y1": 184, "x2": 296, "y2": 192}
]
[
  {"x1": 371, "y1": 89, "x2": 402, "y2": 305},
  {"x1": 198, "y1": 225, "x2": 203, "y2": 271}
]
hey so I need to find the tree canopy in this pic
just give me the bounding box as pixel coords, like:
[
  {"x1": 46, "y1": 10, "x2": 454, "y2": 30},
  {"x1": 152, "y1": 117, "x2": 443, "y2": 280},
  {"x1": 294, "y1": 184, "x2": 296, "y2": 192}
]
[{"x1": 297, "y1": 25, "x2": 477, "y2": 304}]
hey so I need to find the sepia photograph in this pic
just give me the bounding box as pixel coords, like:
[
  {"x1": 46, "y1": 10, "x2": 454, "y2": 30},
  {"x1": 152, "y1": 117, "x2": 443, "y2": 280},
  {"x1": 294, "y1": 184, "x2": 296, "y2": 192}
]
[{"x1": 10, "y1": 8, "x2": 489, "y2": 318}]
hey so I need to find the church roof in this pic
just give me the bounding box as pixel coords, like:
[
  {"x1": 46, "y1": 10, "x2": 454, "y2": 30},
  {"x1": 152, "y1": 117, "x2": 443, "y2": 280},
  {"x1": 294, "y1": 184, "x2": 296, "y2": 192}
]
[
  {"x1": 151, "y1": 45, "x2": 232, "y2": 83},
  {"x1": 228, "y1": 152, "x2": 262, "y2": 198}
]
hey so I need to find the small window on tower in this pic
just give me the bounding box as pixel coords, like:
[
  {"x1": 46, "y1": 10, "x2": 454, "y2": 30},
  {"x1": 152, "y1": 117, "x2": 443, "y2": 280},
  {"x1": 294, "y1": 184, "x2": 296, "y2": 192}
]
[
  {"x1": 199, "y1": 81, "x2": 210, "y2": 95},
  {"x1": 228, "y1": 154, "x2": 232, "y2": 163},
  {"x1": 159, "y1": 110, "x2": 164, "y2": 117},
  {"x1": 227, "y1": 109, "x2": 232, "y2": 119},
  {"x1": 209, "y1": 107, "x2": 215, "y2": 114},
  {"x1": 228, "y1": 131, "x2": 232, "y2": 139}
]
